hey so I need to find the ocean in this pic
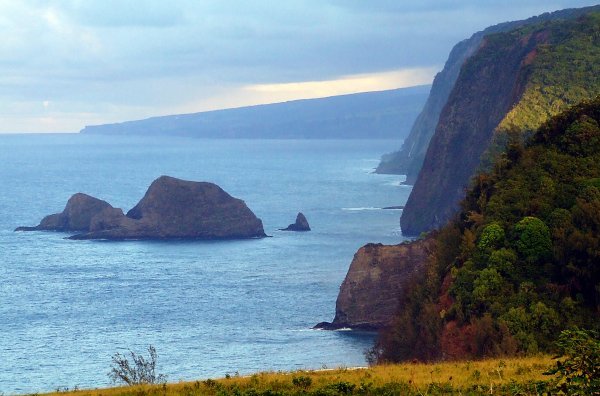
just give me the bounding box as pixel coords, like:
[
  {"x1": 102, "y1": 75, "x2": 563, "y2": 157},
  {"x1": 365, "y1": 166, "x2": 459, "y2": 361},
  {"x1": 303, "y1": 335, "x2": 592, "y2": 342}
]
[{"x1": 0, "y1": 135, "x2": 411, "y2": 394}]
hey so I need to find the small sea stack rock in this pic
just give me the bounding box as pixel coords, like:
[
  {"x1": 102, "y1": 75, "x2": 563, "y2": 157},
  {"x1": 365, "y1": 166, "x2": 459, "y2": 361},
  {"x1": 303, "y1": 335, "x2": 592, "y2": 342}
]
[{"x1": 280, "y1": 212, "x2": 310, "y2": 231}]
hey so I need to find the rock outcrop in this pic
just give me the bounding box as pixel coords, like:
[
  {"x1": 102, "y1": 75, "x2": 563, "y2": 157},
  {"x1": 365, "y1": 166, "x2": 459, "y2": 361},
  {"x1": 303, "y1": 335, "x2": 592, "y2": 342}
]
[
  {"x1": 280, "y1": 212, "x2": 310, "y2": 231},
  {"x1": 17, "y1": 176, "x2": 266, "y2": 240},
  {"x1": 401, "y1": 9, "x2": 600, "y2": 235},
  {"x1": 375, "y1": 5, "x2": 600, "y2": 184},
  {"x1": 315, "y1": 237, "x2": 436, "y2": 330},
  {"x1": 15, "y1": 193, "x2": 115, "y2": 232}
]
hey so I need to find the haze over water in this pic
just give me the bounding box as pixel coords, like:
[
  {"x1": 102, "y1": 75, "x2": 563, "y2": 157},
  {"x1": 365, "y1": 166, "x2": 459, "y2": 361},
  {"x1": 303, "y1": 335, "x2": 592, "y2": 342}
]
[{"x1": 0, "y1": 135, "x2": 410, "y2": 394}]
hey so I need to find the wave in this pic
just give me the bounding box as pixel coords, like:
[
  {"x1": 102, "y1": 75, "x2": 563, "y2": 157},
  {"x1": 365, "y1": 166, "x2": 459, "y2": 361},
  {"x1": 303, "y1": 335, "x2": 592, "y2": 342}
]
[{"x1": 341, "y1": 207, "x2": 381, "y2": 211}]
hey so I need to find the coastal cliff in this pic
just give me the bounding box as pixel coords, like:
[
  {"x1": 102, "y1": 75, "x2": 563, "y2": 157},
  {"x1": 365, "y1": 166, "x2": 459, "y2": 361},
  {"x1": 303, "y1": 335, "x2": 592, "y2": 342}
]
[
  {"x1": 316, "y1": 237, "x2": 436, "y2": 330},
  {"x1": 401, "y1": 11, "x2": 600, "y2": 235},
  {"x1": 372, "y1": 97, "x2": 600, "y2": 362},
  {"x1": 376, "y1": 5, "x2": 600, "y2": 185}
]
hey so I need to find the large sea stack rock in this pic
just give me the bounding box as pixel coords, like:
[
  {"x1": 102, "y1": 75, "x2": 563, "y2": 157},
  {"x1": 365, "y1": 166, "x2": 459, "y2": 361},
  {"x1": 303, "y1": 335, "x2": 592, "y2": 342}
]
[
  {"x1": 15, "y1": 193, "x2": 115, "y2": 232},
  {"x1": 280, "y1": 212, "x2": 310, "y2": 231},
  {"x1": 17, "y1": 176, "x2": 266, "y2": 240},
  {"x1": 315, "y1": 237, "x2": 436, "y2": 330},
  {"x1": 401, "y1": 9, "x2": 600, "y2": 235}
]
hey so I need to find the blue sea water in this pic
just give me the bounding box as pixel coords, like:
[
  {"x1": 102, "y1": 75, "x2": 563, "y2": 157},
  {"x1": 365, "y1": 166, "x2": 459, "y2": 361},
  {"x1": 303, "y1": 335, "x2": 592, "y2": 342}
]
[{"x1": 0, "y1": 135, "x2": 411, "y2": 394}]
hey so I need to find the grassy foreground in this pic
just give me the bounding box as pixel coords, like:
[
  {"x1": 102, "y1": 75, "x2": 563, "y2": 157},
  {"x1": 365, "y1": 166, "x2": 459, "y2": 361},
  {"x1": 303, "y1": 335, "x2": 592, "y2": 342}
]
[{"x1": 43, "y1": 356, "x2": 556, "y2": 396}]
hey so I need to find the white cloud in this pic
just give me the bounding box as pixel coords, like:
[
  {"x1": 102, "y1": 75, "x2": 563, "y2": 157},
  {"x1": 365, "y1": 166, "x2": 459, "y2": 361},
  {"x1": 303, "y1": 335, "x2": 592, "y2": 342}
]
[{"x1": 0, "y1": 0, "x2": 597, "y2": 132}]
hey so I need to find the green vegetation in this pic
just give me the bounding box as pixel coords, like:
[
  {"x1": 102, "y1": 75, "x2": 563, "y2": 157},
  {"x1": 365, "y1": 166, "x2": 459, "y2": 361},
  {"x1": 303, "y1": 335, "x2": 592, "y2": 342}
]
[
  {"x1": 545, "y1": 328, "x2": 600, "y2": 394},
  {"x1": 30, "y1": 331, "x2": 600, "y2": 395},
  {"x1": 373, "y1": 97, "x2": 600, "y2": 363},
  {"x1": 487, "y1": 12, "x2": 600, "y2": 162},
  {"x1": 499, "y1": 13, "x2": 600, "y2": 134},
  {"x1": 41, "y1": 356, "x2": 557, "y2": 396}
]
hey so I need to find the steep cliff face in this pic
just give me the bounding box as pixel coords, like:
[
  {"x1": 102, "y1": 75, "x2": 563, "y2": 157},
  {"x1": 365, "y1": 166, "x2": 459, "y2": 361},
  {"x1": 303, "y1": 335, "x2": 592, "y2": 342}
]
[
  {"x1": 315, "y1": 237, "x2": 436, "y2": 330},
  {"x1": 401, "y1": 11, "x2": 600, "y2": 235},
  {"x1": 376, "y1": 5, "x2": 600, "y2": 184},
  {"x1": 375, "y1": 34, "x2": 483, "y2": 182}
]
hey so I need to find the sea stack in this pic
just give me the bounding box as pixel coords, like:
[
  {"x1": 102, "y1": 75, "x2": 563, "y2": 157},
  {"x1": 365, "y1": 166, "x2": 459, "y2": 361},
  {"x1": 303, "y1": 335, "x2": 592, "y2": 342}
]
[
  {"x1": 280, "y1": 212, "x2": 310, "y2": 231},
  {"x1": 16, "y1": 176, "x2": 266, "y2": 240}
]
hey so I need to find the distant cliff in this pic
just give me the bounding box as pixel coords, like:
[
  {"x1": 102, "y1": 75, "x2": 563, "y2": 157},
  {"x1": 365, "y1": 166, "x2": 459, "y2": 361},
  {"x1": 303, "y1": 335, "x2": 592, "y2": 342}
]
[
  {"x1": 376, "y1": 5, "x2": 600, "y2": 184},
  {"x1": 80, "y1": 86, "x2": 429, "y2": 140},
  {"x1": 401, "y1": 10, "x2": 600, "y2": 235}
]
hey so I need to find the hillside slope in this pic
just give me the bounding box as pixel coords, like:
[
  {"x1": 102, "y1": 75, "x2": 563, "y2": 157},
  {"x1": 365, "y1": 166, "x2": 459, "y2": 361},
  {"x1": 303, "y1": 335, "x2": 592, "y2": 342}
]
[
  {"x1": 376, "y1": 5, "x2": 600, "y2": 184},
  {"x1": 401, "y1": 11, "x2": 600, "y2": 235},
  {"x1": 374, "y1": 97, "x2": 600, "y2": 362},
  {"x1": 80, "y1": 86, "x2": 429, "y2": 139}
]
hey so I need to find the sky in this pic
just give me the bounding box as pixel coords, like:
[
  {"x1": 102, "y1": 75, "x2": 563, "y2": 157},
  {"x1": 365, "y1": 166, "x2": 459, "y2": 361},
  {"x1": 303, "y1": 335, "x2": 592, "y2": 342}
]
[{"x1": 0, "y1": 1, "x2": 597, "y2": 133}]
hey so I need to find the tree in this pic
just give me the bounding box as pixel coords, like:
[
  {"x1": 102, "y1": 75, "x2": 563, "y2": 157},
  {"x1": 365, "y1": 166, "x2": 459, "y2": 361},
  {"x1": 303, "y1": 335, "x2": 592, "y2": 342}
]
[{"x1": 513, "y1": 216, "x2": 552, "y2": 263}]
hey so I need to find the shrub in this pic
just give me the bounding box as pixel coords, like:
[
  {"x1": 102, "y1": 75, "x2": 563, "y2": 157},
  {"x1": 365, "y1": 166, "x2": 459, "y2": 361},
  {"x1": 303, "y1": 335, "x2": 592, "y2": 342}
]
[
  {"x1": 545, "y1": 328, "x2": 600, "y2": 394},
  {"x1": 108, "y1": 345, "x2": 167, "y2": 385},
  {"x1": 292, "y1": 376, "x2": 312, "y2": 390}
]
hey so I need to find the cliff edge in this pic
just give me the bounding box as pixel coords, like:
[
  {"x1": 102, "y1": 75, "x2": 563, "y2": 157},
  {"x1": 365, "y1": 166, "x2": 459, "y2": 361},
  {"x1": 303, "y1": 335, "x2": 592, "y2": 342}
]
[{"x1": 315, "y1": 237, "x2": 436, "y2": 330}]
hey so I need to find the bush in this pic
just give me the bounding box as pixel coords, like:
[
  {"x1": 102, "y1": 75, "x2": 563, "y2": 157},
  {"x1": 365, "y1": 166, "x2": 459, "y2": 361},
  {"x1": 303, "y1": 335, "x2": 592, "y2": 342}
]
[
  {"x1": 108, "y1": 345, "x2": 167, "y2": 385},
  {"x1": 545, "y1": 328, "x2": 600, "y2": 394},
  {"x1": 292, "y1": 376, "x2": 312, "y2": 390}
]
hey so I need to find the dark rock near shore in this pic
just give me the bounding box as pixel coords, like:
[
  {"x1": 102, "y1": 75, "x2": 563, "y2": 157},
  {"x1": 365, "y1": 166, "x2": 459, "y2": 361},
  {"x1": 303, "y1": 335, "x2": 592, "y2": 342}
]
[
  {"x1": 17, "y1": 176, "x2": 266, "y2": 240},
  {"x1": 315, "y1": 237, "x2": 436, "y2": 330},
  {"x1": 280, "y1": 212, "x2": 310, "y2": 231}
]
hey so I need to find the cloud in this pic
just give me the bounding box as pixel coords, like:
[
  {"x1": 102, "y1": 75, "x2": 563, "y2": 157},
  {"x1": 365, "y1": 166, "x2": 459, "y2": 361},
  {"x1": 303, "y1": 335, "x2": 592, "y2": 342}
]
[
  {"x1": 0, "y1": 0, "x2": 598, "y2": 132},
  {"x1": 245, "y1": 68, "x2": 437, "y2": 99}
]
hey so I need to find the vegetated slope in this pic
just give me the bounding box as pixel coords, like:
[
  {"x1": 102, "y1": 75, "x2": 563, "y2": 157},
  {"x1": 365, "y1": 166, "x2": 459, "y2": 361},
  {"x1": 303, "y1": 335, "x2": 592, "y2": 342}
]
[
  {"x1": 372, "y1": 98, "x2": 600, "y2": 363},
  {"x1": 80, "y1": 86, "x2": 429, "y2": 139},
  {"x1": 401, "y1": 12, "x2": 600, "y2": 235},
  {"x1": 375, "y1": 5, "x2": 600, "y2": 183}
]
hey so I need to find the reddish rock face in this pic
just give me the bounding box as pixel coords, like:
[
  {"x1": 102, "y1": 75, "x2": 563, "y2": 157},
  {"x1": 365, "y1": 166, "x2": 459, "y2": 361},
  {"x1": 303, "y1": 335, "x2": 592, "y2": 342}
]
[
  {"x1": 316, "y1": 236, "x2": 436, "y2": 330},
  {"x1": 17, "y1": 176, "x2": 266, "y2": 240}
]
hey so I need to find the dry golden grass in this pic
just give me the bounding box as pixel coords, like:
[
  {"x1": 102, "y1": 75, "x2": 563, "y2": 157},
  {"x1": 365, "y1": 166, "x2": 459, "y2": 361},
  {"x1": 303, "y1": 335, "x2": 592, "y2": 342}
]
[{"x1": 39, "y1": 355, "x2": 555, "y2": 396}]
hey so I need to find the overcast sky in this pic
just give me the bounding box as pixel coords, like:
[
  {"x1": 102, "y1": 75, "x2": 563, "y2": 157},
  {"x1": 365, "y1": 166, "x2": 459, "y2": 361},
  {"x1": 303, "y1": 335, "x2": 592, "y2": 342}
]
[{"x1": 0, "y1": 1, "x2": 597, "y2": 133}]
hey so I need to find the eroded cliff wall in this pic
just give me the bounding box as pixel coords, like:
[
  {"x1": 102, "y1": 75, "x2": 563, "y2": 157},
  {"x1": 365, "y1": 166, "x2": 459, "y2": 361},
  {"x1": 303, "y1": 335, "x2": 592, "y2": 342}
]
[
  {"x1": 401, "y1": 11, "x2": 600, "y2": 235},
  {"x1": 376, "y1": 5, "x2": 600, "y2": 185}
]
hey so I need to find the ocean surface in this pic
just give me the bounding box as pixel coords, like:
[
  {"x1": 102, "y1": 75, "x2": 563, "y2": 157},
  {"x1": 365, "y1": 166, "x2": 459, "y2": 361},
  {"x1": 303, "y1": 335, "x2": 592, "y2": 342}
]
[{"x1": 0, "y1": 135, "x2": 412, "y2": 394}]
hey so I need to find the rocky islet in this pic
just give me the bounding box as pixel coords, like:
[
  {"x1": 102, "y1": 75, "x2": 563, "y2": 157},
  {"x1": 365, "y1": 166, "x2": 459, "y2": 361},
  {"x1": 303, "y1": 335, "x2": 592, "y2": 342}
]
[{"x1": 16, "y1": 175, "x2": 266, "y2": 240}]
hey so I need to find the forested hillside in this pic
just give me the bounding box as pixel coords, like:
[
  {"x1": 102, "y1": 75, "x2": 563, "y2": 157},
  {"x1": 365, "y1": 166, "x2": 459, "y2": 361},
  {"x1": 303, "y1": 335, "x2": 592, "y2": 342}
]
[{"x1": 372, "y1": 97, "x2": 600, "y2": 362}]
